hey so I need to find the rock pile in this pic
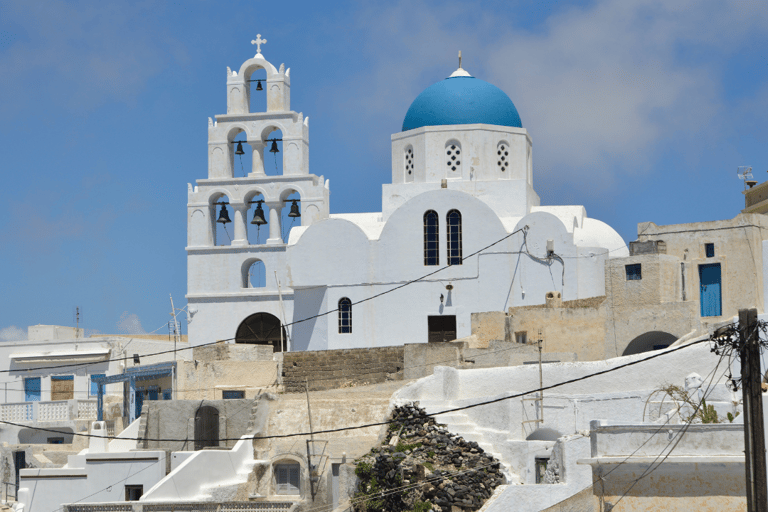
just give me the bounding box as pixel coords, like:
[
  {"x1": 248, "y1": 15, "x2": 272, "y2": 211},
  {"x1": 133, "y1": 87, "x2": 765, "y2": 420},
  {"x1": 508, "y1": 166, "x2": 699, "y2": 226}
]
[{"x1": 353, "y1": 403, "x2": 505, "y2": 512}]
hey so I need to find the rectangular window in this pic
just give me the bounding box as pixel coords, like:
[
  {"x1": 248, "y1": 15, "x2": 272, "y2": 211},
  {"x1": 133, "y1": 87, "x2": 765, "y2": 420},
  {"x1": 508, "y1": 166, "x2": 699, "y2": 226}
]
[
  {"x1": 276, "y1": 464, "x2": 301, "y2": 495},
  {"x1": 24, "y1": 377, "x2": 41, "y2": 402},
  {"x1": 125, "y1": 485, "x2": 143, "y2": 501},
  {"x1": 47, "y1": 437, "x2": 64, "y2": 444},
  {"x1": 90, "y1": 374, "x2": 106, "y2": 396},
  {"x1": 625, "y1": 263, "x2": 642, "y2": 280},
  {"x1": 705, "y1": 243, "x2": 715, "y2": 258},
  {"x1": 222, "y1": 390, "x2": 245, "y2": 399},
  {"x1": 515, "y1": 331, "x2": 527, "y2": 344},
  {"x1": 51, "y1": 375, "x2": 74, "y2": 401}
]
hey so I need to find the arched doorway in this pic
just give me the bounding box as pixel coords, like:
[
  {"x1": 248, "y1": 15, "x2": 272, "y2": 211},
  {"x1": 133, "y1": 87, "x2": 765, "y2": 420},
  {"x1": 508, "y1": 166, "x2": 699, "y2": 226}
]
[
  {"x1": 194, "y1": 406, "x2": 219, "y2": 450},
  {"x1": 236, "y1": 312, "x2": 287, "y2": 352},
  {"x1": 622, "y1": 331, "x2": 678, "y2": 356}
]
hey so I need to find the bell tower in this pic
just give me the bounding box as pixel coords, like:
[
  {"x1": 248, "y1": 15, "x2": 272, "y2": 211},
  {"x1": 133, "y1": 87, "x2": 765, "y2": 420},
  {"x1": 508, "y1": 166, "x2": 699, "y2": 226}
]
[{"x1": 186, "y1": 39, "x2": 330, "y2": 347}]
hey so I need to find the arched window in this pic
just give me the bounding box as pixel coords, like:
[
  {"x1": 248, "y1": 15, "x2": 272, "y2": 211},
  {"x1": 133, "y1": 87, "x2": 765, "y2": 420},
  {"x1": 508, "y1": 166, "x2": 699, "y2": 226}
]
[
  {"x1": 338, "y1": 298, "x2": 352, "y2": 334},
  {"x1": 447, "y1": 210, "x2": 462, "y2": 265},
  {"x1": 245, "y1": 260, "x2": 266, "y2": 288},
  {"x1": 423, "y1": 210, "x2": 439, "y2": 266}
]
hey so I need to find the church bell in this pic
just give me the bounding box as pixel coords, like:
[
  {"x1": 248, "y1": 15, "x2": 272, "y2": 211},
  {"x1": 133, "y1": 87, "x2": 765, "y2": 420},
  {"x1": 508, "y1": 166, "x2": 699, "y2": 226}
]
[
  {"x1": 251, "y1": 203, "x2": 267, "y2": 225},
  {"x1": 216, "y1": 204, "x2": 232, "y2": 224},
  {"x1": 235, "y1": 142, "x2": 245, "y2": 155},
  {"x1": 256, "y1": 80, "x2": 263, "y2": 91},
  {"x1": 269, "y1": 140, "x2": 280, "y2": 153},
  {"x1": 288, "y1": 200, "x2": 301, "y2": 218}
]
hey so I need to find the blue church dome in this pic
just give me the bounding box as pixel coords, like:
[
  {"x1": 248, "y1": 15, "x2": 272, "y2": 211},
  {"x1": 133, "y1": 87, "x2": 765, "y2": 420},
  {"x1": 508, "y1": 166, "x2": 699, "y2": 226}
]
[{"x1": 402, "y1": 74, "x2": 522, "y2": 132}]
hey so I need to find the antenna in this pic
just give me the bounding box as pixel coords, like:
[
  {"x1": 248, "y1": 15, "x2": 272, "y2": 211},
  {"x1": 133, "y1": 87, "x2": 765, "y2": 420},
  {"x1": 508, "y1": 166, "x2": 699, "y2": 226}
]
[
  {"x1": 738, "y1": 166, "x2": 757, "y2": 191},
  {"x1": 73, "y1": 307, "x2": 82, "y2": 338}
]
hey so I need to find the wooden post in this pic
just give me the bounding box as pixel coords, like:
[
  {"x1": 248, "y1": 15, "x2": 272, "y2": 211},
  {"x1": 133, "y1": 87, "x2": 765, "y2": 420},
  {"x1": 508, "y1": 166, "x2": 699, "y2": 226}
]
[{"x1": 740, "y1": 308, "x2": 767, "y2": 512}]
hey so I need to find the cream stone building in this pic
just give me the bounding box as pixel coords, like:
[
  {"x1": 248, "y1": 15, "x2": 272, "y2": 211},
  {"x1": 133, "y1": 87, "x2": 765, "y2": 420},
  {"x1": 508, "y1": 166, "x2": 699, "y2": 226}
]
[
  {"x1": 186, "y1": 42, "x2": 628, "y2": 352},
  {"x1": 500, "y1": 211, "x2": 768, "y2": 361}
]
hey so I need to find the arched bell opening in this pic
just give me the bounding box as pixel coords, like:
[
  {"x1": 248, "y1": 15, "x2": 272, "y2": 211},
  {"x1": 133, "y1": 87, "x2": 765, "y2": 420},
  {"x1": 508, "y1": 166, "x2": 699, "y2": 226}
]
[
  {"x1": 622, "y1": 331, "x2": 678, "y2": 356},
  {"x1": 209, "y1": 192, "x2": 234, "y2": 247},
  {"x1": 236, "y1": 312, "x2": 287, "y2": 352},
  {"x1": 261, "y1": 126, "x2": 284, "y2": 176},
  {"x1": 245, "y1": 67, "x2": 268, "y2": 114},
  {"x1": 243, "y1": 259, "x2": 267, "y2": 289},
  {"x1": 246, "y1": 191, "x2": 267, "y2": 245},
  {"x1": 230, "y1": 130, "x2": 253, "y2": 178},
  {"x1": 280, "y1": 189, "x2": 301, "y2": 243}
]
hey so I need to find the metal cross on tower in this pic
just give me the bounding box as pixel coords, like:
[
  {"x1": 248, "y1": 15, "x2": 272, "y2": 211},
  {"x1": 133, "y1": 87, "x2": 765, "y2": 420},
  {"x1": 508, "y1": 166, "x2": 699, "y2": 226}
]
[
  {"x1": 458, "y1": 50, "x2": 462, "y2": 69},
  {"x1": 252, "y1": 34, "x2": 267, "y2": 55}
]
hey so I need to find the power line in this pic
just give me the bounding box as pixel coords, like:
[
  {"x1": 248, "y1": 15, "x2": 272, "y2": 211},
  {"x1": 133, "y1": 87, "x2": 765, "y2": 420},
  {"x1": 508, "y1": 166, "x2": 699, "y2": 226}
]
[
  {"x1": 0, "y1": 337, "x2": 711, "y2": 443},
  {"x1": 0, "y1": 227, "x2": 530, "y2": 376}
]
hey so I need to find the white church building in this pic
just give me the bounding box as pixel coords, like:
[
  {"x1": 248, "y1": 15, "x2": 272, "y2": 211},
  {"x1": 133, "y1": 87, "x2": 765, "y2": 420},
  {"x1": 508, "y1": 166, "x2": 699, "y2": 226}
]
[{"x1": 186, "y1": 41, "x2": 628, "y2": 351}]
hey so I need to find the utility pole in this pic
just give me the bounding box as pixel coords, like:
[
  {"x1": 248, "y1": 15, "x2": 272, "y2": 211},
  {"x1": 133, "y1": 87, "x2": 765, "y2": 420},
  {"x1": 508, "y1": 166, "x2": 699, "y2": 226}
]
[{"x1": 740, "y1": 308, "x2": 767, "y2": 512}]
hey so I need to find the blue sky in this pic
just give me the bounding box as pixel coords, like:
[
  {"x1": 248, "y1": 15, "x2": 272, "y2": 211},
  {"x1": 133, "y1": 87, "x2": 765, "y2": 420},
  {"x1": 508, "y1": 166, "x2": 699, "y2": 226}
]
[{"x1": 1, "y1": 0, "x2": 768, "y2": 339}]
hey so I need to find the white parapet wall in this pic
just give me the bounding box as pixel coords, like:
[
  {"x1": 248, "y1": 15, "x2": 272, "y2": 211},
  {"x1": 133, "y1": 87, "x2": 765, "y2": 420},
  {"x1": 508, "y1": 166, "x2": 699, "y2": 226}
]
[{"x1": 141, "y1": 435, "x2": 262, "y2": 502}]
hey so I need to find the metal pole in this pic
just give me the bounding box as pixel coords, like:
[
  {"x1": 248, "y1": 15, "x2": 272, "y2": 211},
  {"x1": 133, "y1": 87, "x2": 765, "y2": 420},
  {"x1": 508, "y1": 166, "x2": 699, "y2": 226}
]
[
  {"x1": 305, "y1": 378, "x2": 317, "y2": 500},
  {"x1": 275, "y1": 271, "x2": 290, "y2": 352},
  {"x1": 170, "y1": 294, "x2": 179, "y2": 400},
  {"x1": 538, "y1": 331, "x2": 544, "y2": 424},
  {"x1": 740, "y1": 308, "x2": 767, "y2": 512}
]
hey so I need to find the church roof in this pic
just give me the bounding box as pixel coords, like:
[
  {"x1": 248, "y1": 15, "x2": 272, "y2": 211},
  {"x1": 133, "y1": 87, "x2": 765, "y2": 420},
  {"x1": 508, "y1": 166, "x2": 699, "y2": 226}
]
[{"x1": 402, "y1": 71, "x2": 523, "y2": 132}]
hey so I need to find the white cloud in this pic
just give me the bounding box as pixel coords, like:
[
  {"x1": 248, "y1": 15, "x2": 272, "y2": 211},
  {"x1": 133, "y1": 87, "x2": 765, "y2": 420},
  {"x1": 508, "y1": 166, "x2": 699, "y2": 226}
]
[
  {"x1": 0, "y1": 326, "x2": 26, "y2": 342},
  {"x1": 117, "y1": 312, "x2": 147, "y2": 336},
  {"x1": 339, "y1": 0, "x2": 768, "y2": 195},
  {"x1": 0, "y1": 0, "x2": 188, "y2": 116}
]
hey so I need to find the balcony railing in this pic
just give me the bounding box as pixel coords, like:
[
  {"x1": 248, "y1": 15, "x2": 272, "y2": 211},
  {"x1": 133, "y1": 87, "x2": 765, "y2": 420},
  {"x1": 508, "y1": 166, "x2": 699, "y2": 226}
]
[{"x1": 0, "y1": 399, "x2": 97, "y2": 423}]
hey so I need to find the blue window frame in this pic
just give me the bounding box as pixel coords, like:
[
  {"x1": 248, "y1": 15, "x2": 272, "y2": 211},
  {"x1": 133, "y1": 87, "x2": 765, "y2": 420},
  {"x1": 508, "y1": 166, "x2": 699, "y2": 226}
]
[
  {"x1": 162, "y1": 389, "x2": 172, "y2": 400},
  {"x1": 625, "y1": 264, "x2": 642, "y2": 280},
  {"x1": 24, "y1": 377, "x2": 41, "y2": 402},
  {"x1": 338, "y1": 298, "x2": 352, "y2": 334},
  {"x1": 222, "y1": 390, "x2": 245, "y2": 399},
  {"x1": 424, "y1": 211, "x2": 439, "y2": 266},
  {"x1": 705, "y1": 243, "x2": 715, "y2": 258},
  {"x1": 90, "y1": 374, "x2": 106, "y2": 396}
]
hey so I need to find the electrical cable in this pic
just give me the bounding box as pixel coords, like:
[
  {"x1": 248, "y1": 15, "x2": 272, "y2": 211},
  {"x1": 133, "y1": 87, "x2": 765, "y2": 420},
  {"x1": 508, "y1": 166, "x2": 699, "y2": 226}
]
[
  {"x1": 0, "y1": 337, "x2": 711, "y2": 443},
  {"x1": 541, "y1": 353, "x2": 728, "y2": 511},
  {"x1": 0, "y1": 227, "x2": 531, "y2": 376}
]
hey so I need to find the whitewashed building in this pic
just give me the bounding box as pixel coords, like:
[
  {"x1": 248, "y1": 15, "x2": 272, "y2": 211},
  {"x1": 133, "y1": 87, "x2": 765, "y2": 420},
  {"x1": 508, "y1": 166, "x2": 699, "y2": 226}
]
[{"x1": 186, "y1": 42, "x2": 628, "y2": 351}]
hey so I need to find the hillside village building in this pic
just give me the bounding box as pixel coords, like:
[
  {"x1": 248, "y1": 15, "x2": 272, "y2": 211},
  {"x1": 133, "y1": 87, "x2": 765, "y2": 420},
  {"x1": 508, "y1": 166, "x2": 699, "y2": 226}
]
[
  {"x1": 10, "y1": 41, "x2": 768, "y2": 512},
  {"x1": 186, "y1": 45, "x2": 629, "y2": 351}
]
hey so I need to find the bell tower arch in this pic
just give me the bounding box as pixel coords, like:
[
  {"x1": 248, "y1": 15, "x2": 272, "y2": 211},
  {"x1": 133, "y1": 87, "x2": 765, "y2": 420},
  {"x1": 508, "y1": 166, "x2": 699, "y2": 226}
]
[{"x1": 186, "y1": 38, "x2": 330, "y2": 347}]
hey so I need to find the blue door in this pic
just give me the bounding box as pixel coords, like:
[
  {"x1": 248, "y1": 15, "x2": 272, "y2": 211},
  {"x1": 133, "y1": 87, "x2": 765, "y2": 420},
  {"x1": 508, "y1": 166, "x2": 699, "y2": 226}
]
[
  {"x1": 135, "y1": 387, "x2": 145, "y2": 418},
  {"x1": 24, "y1": 377, "x2": 41, "y2": 402},
  {"x1": 699, "y1": 263, "x2": 722, "y2": 317}
]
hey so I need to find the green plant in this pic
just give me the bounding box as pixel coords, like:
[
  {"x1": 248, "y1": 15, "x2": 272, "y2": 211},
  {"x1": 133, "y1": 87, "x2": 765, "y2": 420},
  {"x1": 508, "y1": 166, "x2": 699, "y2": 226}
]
[
  {"x1": 727, "y1": 411, "x2": 740, "y2": 423},
  {"x1": 395, "y1": 442, "x2": 422, "y2": 452},
  {"x1": 423, "y1": 461, "x2": 434, "y2": 471},
  {"x1": 427, "y1": 450, "x2": 435, "y2": 458},
  {"x1": 643, "y1": 384, "x2": 721, "y2": 424},
  {"x1": 355, "y1": 461, "x2": 373, "y2": 479},
  {"x1": 412, "y1": 501, "x2": 433, "y2": 512}
]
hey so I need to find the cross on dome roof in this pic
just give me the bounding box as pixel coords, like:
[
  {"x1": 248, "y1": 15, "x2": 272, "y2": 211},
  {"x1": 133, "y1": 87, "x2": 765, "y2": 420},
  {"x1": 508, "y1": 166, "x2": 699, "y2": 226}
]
[
  {"x1": 450, "y1": 51, "x2": 472, "y2": 78},
  {"x1": 251, "y1": 34, "x2": 267, "y2": 56}
]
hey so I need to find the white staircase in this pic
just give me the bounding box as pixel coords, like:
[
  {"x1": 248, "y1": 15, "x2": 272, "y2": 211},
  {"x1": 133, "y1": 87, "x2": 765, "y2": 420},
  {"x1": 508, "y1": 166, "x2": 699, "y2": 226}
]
[{"x1": 430, "y1": 409, "x2": 518, "y2": 483}]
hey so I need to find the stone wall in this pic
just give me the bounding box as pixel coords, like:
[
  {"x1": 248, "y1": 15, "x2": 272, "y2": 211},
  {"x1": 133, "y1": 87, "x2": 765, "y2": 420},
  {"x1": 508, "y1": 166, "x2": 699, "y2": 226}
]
[{"x1": 282, "y1": 347, "x2": 405, "y2": 393}]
